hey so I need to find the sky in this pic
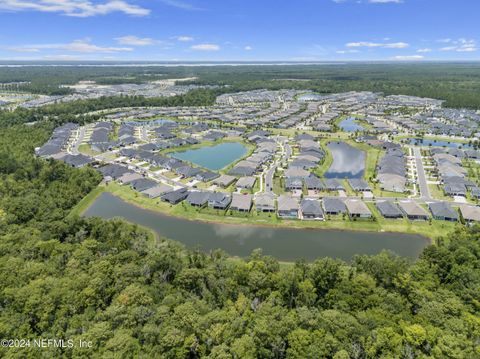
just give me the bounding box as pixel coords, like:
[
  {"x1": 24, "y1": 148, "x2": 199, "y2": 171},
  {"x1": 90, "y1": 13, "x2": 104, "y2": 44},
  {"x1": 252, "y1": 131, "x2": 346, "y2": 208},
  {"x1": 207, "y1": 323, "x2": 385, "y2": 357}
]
[{"x1": 0, "y1": 0, "x2": 478, "y2": 62}]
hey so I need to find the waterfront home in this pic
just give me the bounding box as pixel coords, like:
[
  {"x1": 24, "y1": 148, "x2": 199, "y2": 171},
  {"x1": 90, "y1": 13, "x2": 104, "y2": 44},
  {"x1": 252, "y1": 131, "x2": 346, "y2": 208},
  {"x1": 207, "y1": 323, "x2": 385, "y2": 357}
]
[
  {"x1": 345, "y1": 199, "x2": 372, "y2": 219},
  {"x1": 305, "y1": 175, "x2": 325, "y2": 191},
  {"x1": 324, "y1": 179, "x2": 345, "y2": 191},
  {"x1": 277, "y1": 195, "x2": 299, "y2": 219},
  {"x1": 255, "y1": 192, "x2": 276, "y2": 212},
  {"x1": 322, "y1": 197, "x2": 347, "y2": 215},
  {"x1": 130, "y1": 178, "x2": 158, "y2": 192},
  {"x1": 118, "y1": 172, "x2": 143, "y2": 185},
  {"x1": 142, "y1": 184, "x2": 173, "y2": 199},
  {"x1": 458, "y1": 204, "x2": 480, "y2": 223},
  {"x1": 300, "y1": 199, "x2": 324, "y2": 220},
  {"x1": 398, "y1": 200, "x2": 430, "y2": 221},
  {"x1": 376, "y1": 201, "x2": 404, "y2": 219},
  {"x1": 175, "y1": 165, "x2": 202, "y2": 179},
  {"x1": 186, "y1": 191, "x2": 210, "y2": 207},
  {"x1": 348, "y1": 178, "x2": 372, "y2": 192},
  {"x1": 161, "y1": 188, "x2": 188, "y2": 205},
  {"x1": 230, "y1": 193, "x2": 253, "y2": 212},
  {"x1": 429, "y1": 202, "x2": 458, "y2": 222},
  {"x1": 208, "y1": 192, "x2": 232, "y2": 210}
]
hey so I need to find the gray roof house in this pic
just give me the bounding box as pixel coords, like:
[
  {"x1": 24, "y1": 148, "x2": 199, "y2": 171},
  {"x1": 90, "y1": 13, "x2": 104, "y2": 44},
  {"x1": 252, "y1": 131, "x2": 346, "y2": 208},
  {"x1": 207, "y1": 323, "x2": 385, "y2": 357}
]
[
  {"x1": 348, "y1": 178, "x2": 371, "y2": 192},
  {"x1": 60, "y1": 154, "x2": 94, "y2": 168},
  {"x1": 322, "y1": 197, "x2": 347, "y2": 215},
  {"x1": 376, "y1": 201, "x2": 403, "y2": 219},
  {"x1": 255, "y1": 192, "x2": 276, "y2": 212},
  {"x1": 324, "y1": 178, "x2": 345, "y2": 191},
  {"x1": 398, "y1": 200, "x2": 429, "y2": 220},
  {"x1": 345, "y1": 199, "x2": 372, "y2": 219},
  {"x1": 305, "y1": 175, "x2": 325, "y2": 190},
  {"x1": 230, "y1": 193, "x2": 253, "y2": 212},
  {"x1": 459, "y1": 204, "x2": 480, "y2": 223},
  {"x1": 300, "y1": 199, "x2": 324, "y2": 220},
  {"x1": 142, "y1": 184, "x2": 173, "y2": 199},
  {"x1": 196, "y1": 171, "x2": 220, "y2": 182},
  {"x1": 277, "y1": 195, "x2": 299, "y2": 219},
  {"x1": 213, "y1": 175, "x2": 236, "y2": 188},
  {"x1": 285, "y1": 177, "x2": 303, "y2": 191},
  {"x1": 130, "y1": 178, "x2": 158, "y2": 192},
  {"x1": 208, "y1": 192, "x2": 232, "y2": 210},
  {"x1": 118, "y1": 172, "x2": 143, "y2": 185},
  {"x1": 161, "y1": 188, "x2": 189, "y2": 205},
  {"x1": 186, "y1": 191, "x2": 211, "y2": 207},
  {"x1": 429, "y1": 202, "x2": 458, "y2": 222},
  {"x1": 236, "y1": 176, "x2": 257, "y2": 189}
]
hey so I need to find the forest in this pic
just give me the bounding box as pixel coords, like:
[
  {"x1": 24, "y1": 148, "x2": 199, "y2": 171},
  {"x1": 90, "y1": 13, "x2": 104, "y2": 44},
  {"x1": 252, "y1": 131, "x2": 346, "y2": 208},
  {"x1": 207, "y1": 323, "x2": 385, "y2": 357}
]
[
  {"x1": 0, "y1": 93, "x2": 479, "y2": 358},
  {"x1": 2, "y1": 62, "x2": 480, "y2": 108}
]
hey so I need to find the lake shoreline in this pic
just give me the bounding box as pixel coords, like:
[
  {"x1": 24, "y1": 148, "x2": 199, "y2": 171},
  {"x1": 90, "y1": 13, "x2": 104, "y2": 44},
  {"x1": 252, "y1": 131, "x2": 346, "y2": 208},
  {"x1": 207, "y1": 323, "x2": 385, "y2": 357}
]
[
  {"x1": 83, "y1": 191, "x2": 433, "y2": 262},
  {"x1": 77, "y1": 185, "x2": 439, "y2": 244}
]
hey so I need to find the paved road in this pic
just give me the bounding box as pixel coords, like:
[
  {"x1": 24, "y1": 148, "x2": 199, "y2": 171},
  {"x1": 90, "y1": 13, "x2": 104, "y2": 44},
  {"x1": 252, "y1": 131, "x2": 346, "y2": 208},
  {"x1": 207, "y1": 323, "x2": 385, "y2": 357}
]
[
  {"x1": 69, "y1": 127, "x2": 85, "y2": 155},
  {"x1": 413, "y1": 147, "x2": 431, "y2": 200},
  {"x1": 265, "y1": 165, "x2": 276, "y2": 193}
]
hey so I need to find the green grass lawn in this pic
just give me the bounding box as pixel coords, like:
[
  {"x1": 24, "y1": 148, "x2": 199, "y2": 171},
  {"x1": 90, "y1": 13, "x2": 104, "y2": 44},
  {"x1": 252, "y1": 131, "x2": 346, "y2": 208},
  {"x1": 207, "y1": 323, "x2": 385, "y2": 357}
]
[
  {"x1": 90, "y1": 182, "x2": 458, "y2": 240},
  {"x1": 78, "y1": 144, "x2": 100, "y2": 156}
]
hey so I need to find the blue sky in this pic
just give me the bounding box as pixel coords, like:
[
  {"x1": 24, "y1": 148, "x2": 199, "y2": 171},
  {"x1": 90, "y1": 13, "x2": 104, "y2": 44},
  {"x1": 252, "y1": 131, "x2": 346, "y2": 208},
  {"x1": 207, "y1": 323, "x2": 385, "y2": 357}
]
[{"x1": 0, "y1": 0, "x2": 478, "y2": 61}]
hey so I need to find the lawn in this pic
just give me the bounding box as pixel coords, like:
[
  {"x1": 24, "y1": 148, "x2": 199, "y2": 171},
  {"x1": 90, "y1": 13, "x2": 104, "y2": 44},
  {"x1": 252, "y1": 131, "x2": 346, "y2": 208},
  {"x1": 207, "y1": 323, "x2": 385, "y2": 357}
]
[{"x1": 93, "y1": 182, "x2": 457, "y2": 240}]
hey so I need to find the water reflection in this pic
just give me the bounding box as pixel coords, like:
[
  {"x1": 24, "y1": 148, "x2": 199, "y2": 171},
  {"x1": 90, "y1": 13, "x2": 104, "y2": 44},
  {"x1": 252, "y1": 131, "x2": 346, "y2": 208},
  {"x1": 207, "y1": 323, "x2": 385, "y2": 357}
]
[
  {"x1": 171, "y1": 142, "x2": 247, "y2": 171},
  {"x1": 339, "y1": 117, "x2": 364, "y2": 132},
  {"x1": 325, "y1": 141, "x2": 365, "y2": 178},
  {"x1": 83, "y1": 192, "x2": 430, "y2": 262}
]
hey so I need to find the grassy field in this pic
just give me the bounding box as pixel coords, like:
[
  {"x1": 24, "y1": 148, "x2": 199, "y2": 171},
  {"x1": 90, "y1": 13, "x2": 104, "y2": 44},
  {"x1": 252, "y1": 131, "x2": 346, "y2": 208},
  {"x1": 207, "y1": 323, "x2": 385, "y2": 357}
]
[
  {"x1": 78, "y1": 144, "x2": 100, "y2": 156},
  {"x1": 85, "y1": 182, "x2": 458, "y2": 240}
]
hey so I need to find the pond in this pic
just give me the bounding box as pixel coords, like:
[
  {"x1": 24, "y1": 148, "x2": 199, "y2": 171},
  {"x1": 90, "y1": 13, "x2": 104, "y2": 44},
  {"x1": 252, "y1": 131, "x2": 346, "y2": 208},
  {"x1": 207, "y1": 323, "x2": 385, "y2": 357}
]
[
  {"x1": 171, "y1": 142, "x2": 247, "y2": 171},
  {"x1": 84, "y1": 192, "x2": 430, "y2": 262},
  {"x1": 339, "y1": 117, "x2": 364, "y2": 132},
  {"x1": 325, "y1": 141, "x2": 366, "y2": 179},
  {"x1": 407, "y1": 138, "x2": 472, "y2": 149}
]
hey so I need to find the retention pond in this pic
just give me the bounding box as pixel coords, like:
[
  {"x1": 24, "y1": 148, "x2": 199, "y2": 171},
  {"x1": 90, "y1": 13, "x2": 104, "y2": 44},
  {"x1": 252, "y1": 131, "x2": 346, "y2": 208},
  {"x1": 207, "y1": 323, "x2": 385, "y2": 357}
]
[{"x1": 84, "y1": 192, "x2": 430, "y2": 262}]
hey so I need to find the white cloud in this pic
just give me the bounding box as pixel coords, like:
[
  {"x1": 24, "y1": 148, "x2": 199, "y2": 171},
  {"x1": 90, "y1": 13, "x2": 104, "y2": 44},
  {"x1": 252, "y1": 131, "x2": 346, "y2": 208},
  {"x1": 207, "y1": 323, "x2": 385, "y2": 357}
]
[
  {"x1": 115, "y1": 36, "x2": 156, "y2": 46},
  {"x1": 417, "y1": 48, "x2": 432, "y2": 53},
  {"x1": 175, "y1": 36, "x2": 194, "y2": 42},
  {"x1": 190, "y1": 43, "x2": 220, "y2": 51},
  {"x1": 244, "y1": 45, "x2": 253, "y2": 51},
  {"x1": 346, "y1": 41, "x2": 409, "y2": 48},
  {"x1": 392, "y1": 55, "x2": 424, "y2": 61},
  {"x1": 336, "y1": 49, "x2": 359, "y2": 54},
  {"x1": 0, "y1": 0, "x2": 150, "y2": 17},
  {"x1": 158, "y1": 0, "x2": 202, "y2": 11},
  {"x1": 8, "y1": 39, "x2": 133, "y2": 53},
  {"x1": 439, "y1": 38, "x2": 477, "y2": 52}
]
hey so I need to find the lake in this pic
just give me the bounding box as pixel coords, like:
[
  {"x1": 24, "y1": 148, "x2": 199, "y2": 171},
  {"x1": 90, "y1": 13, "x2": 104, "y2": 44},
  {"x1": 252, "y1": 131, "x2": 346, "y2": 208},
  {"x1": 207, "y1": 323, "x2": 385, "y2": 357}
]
[
  {"x1": 171, "y1": 142, "x2": 247, "y2": 171},
  {"x1": 339, "y1": 117, "x2": 364, "y2": 132},
  {"x1": 84, "y1": 192, "x2": 430, "y2": 262},
  {"x1": 407, "y1": 138, "x2": 472, "y2": 149},
  {"x1": 325, "y1": 141, "x2": 366, "y2": 179}
]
